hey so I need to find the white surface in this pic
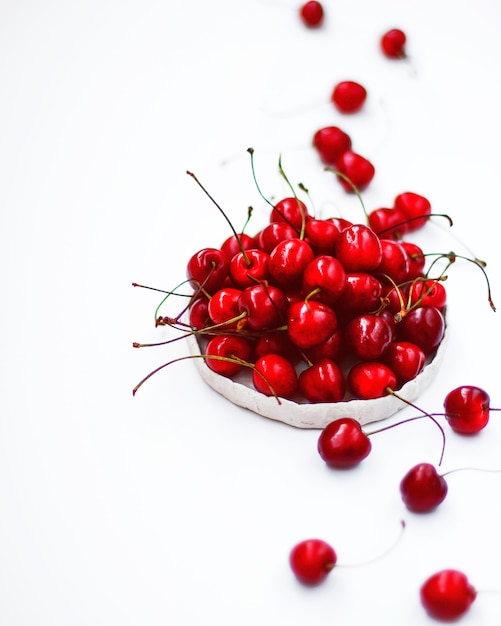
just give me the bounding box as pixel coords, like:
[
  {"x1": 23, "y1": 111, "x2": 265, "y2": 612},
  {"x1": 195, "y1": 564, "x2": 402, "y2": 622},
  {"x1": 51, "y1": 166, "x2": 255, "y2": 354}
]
[{"x1": 1, "y1": 1, "x2": 501, "y2": 625}]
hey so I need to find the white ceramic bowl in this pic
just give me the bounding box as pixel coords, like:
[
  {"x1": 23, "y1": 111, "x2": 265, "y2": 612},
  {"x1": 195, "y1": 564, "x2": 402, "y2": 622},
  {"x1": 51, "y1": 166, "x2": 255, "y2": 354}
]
[{"x1": 186, "y1": 325, "x2": 448, "y2": 429}]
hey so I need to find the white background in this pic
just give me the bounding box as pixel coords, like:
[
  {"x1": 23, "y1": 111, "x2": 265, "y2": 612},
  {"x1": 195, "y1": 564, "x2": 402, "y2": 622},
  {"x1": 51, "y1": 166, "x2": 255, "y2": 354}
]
[{"x1": 1, "y1": 1, "x2": 501, "y2": 624}]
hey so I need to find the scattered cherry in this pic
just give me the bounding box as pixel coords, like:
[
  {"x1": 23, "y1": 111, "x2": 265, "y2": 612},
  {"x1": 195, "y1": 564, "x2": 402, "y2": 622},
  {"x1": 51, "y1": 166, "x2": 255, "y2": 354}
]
[
  {"x1": 317, "y1": 418, "x2": 372, "y2": 468},
  {"x1": 381, "y1": 28, "x2": 407, "y2": 59},
  {"x1": 400, "y1": 463, "x2": 448, "y2": 513},
  {"x1": 331, "y1": 80, "x2": 367, "y2": 114},
  {"x1": 420, "y1": 569, "x2": 477, "y2": 621},
  {"x1": 443, "y1": 385, "x2": 491, "y2": 434},
  {"x1": 289, "y1": 538, "x2": 336, "y2": 585},
  {"x1": 299, "y1": 1, "x2": 324, "y2": 28}
]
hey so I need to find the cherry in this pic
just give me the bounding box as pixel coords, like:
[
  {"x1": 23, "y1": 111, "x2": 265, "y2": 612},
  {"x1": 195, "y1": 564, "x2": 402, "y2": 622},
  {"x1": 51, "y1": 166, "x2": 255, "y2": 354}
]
[
  {"x1": 400, "y1": 463, "x2": 448, "y2": 513},
  {"x1": 301, "y1": 255, "x2": 346, "y2": 306},
  {"x1": 408, "y1": 279, "x2": 447, "y2": 310},
  {"x1": 298, "y1": 358, "x2": 346, "y2": 403},
  {"x1": 304, "y1": 218, "x2": 343, "y2": 254},
  {"x1": 317, "y1": 418, "x2": 372, "y2": 468},
  {"x1": 220, "y1": 233, "x2": 254, "y2": 262},
  {"x1": 394, "y1": 191, "x2": 431, "y2": 231},
  {"x1": 299, "y1": 1, "x2": 324, "y2": 28},
  {"x1": 337, "y1": 272, "x2": 383, "y2": 319},
  {"x1": 334, "y1": 224, "x2": 382, "y2": 272},
  {"x1": 253, "y1": 221, "x2": 297, "y2": 254},
  {"x1": 443, "y1": 385, "x2": 490, "y2": 434},
  {"x1": 334, "y1": 151, "x2": 375, "y2": 192},
  {"x1": 287, "y1": 299, "x2": 338, "y2": 350},
  {"x1": 313, "y1": 126, "x2": 352, "y2": 166},
  {"x1": 188, "y1": 295, "x2": 211, "y2": 331},
  {"x1": 254, "y1": 331, "x2": 299, "y2": 361},
  {"x1": 270, "y1": 197, "x2": 310, "y2": 231},
  {"x1": 377, "y1": 239, "x2": 410, "y2": 284},
  {"x1": 303, "y1": 328, "x2": 344, "y2": 363},
  {"x1": 252, "y1": 353, "x2": 298, "y2": 399},
  {"x1": 382, "y1": 341, "x2": 425, "y2": 385},
  {"x1": 229, "y1": 248, "x2": 270, "y2": 289},
  {"x1": 289, "y1": 538, "x2": 336, "y2": 585},
  {"x1": 205, "y1": 335, "x2": 254, "y2": 378},
  {"x1": 208, "y1": 286, "x2": 246, "y2": 330},
  {"x1": 368, "y1": 206, "x2": 409, "y2": 240},
  {"x1": 420, "y1": 570, "x2": 477, "y2": 621},
  {"x1": 345, "y1": 313, "x2": 393, "y2": 361},
  {"x1": 381, "y1": 28, "x2": 407, "y2": 59},
  {"x1": 400, "y1": 241, "x2": 426, "y2": 279},
  {"x1": 237, "y1": 283, "x2": 289, "y2": 331},
  {"x1": 347, "y1": 362, "x2": 397, "y2": 399},
  {"x1": 331, "y1": 80, "x2": 367, "y2": 114},
  {"x1": 268, "y1": 238, "x2": 315, "y2": 289},
  {"x1": 186, "y1": 247, "x2": 229, "y2": 295},
  {"x1": 396, "y1": 305, "x2": 445, "y2": 354}
]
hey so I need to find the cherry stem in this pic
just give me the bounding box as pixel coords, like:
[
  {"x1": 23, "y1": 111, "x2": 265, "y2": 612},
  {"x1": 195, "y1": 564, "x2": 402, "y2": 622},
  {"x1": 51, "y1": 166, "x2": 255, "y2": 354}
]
[
  {"x1": 153, "y1": 278, "x2": 194, "y2": 325},
  {"x1": 441, "y1": 466, "x2": 501, "y2": 478},
  {"x1": 187, "y1": 170, "x2": 251, "y2": 267},
  {"x1": 374, "y1": 213, "x2": 453, "y2": 238},
  {"x1": 324, "y1": 167, "x2": 368, "y2": 219},
  {"x1": 132, "y1": 282, "x2": 192, "y2": 298},
  {"x1": 277, "y1": 154, "x2": 307, "y2": 239},
  {"x1": 364, "y1": 414, "x2": 428, "y2": 437},
  {"x1": 337, "y1": 520, "x2": 406, "y2": 568},
  {"x1": 385, "y1": 389, "x2": 446, "y2": 466}
]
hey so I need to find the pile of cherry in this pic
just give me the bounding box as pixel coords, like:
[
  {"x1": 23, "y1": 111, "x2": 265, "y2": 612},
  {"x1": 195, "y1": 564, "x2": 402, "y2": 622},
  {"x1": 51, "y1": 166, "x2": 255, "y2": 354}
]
[{"x1": 134, "y1": 5, "x2": 499, "y2": 623}]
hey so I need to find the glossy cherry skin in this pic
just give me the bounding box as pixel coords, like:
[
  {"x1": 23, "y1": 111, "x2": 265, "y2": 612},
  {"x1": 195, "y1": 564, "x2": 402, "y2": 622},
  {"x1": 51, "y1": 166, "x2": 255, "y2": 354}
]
[
  {"x1": 252, "y1": 353, "x2": 298, "y2": 399},
  {"x1": 299, "y1": 358, "x2": 346, "y2": 403},
  {"x1": 302, "y1": 255, "x2": 346, "y2": 306},
  {"x1": 254, "y1": 331, "x2": 299, "y2": 361},
  {"x1": 229, "y1": 248, "x2": 269, "y2": 289},
  {"x1": 335, "y1": 151, "x2": 375, "y2": 192},
  {"x1": 318, "y1": 418, "x2": 372, "y2": 468},
  {"x1": 289, "y1": 539, "x2": 337, "y2": 586},
  {"x1": 400, "y1": 241, "x2": 425, "y2": 279},
  {"x1": 368, "y1": 206, "x2": 409, "y2": 240},
  {"x1": 253, "y1": 221, "x2": 297, "y2": 253},
  {"x1": 187, "y1": 247, "x2": 229, "y2": 295},
  {"x1": 397, "y1": 306, "x2": 445, "y2": 354},
  {"x1": 420, "y1": 570, "x2": 477, "y2": 621},
  {"x1": 220, "y1": 233, "x2": 254, "y2": 262},
  {"x1": 269, "y1": 238, "x2": 315, "y2": 289},
  {"x1": 400, "y1": 463, "x2": 448, "y2": 513},
  {"x1": 313, "y1": 126, "x2": 352, "y2": 166},
  {"x1": 347, "y1": 361, "x2": 397, "y2": 399},
  {"x1": 381, "y1": 28, "x2": 407, "y2": 59},
  {"x1": 237, "y1": 283, "x2": 289, "y2": 331},
  {"x1": 408, "y1": 279, "x2": 447, "y2": 310},
  {"x1": 443, "y1": 385, "x2": 490, "y2": 434},
  {"x1": 334, "y1": 224, "x2": 382, "y2": 272},
  {"x1": 345, "y1": 314, "x2": 393, "y2": 361},
  {"x1": 208, "y1": 287, "x2": 245, "y2": 330},
  {"x1": 189, "y1": 295, "x2": 211, "y2": 331},
  {"x1": 394, "y1": 192, "x2": 431, "y2": 231},
  {"x1": 303, "y1": 328, "x2": 344, "y2": 363},
  {"x1": 304, "y1": 218, "x2": 343, "y2": 254},
  {"x1": 270, "y1": 197, "x2": 310, "y2": 231},
  {"x1": 287, "y1": 300, "x2": 338, "y2": 349},
  {"x1": 337, "y1": 273, "x2": 383, "y2": 319},
  {"x1": 331, "y1": 81, "x2": 367, "y2": 113},
  {"x1": 377, "y1": 239, "x2": 410, "y2": 284},
  {"x1": 204, "y1": 335, "x2": 254, "y2": 377},
  {"x1": 299, "y1": 1, "x2": 324, "y2": 28},
  {"x1": 382, "y1": 341, "x2": 425, "y2": 385}
]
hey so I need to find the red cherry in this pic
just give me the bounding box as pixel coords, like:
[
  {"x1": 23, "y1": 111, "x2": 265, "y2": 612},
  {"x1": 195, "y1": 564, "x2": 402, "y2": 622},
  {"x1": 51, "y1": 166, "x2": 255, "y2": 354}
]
[
  {"x1": 394, "y1": 192, "x2": 431, "y2": 231},
  {"x1": 318, "y1": 418, "x2": 372, "y2": 468},
  {"x1": 299, "y1": 358, "x2": 346, "y2": 403},
  {"x1": 400, "y1": 463, "x2": 448, "y2": 513},
  {"x1": 408, "y1": 279, "x2": 447, "y2": 310},
  {"x1": 420, "y1": 570, "x2": 477, "y2": 621},
  {"x1": 400, "y1": 241, "x2": 425, "y2": 279},
  {"x1": 253, "y1": 221, "x2": 297, "y2": 254},
  {"x1": 299, "y1": 1, "x2": 324, "y2": 28},
  {"x1": 237, "y1": 283, "x2": 289, "y2": 331},
  {"x1": 304, "y1": 218, "x2": 343, "y2": 254},
  {"x1": 345, "y1": 313, "x2": 393, "y2": 361},
  {"x1": 347, "y1": 361, "x2": 397, "y2": 399},
  {"x1": 397, "y1": 305, "x2": 445, "y2": 354},
  {"x1": 269, "y1": 238, "x2": 315, "y2": 289},
  {"x1": 334, "y1": 224, "x2": 382, "y2": 272},
  {"x1": 377, "y1": 239, "x2": 410, "y2": 284},
  {"x1": 381, "y1": 283, "x2": 408, "y2": 316},
  {"x1": 337, "y1": 272, "x2": 383, "y2": 319},
  {"x1": 229, "y1": 248, "x2": 270, "y2": 289},
  {"x1": 302, "y1": 255, "x2": 346, "y2": 306},
  {"x1": 313, "y1": 126, "x2": 352, "y2": 166},
  {"x1": 289, "y1": 538, "x2": 337, "y2": 585},
  {"x1": 220, "y1": 233, "x2": 254, "y2": 262},
  {"x1": 331, "y1": 81, "x2": 367, "y2": 114},
  {"x1": 335, "y1": 151, "x2": 375, "y2": 192},
  {"x1": 205, "y1": 335, "x2": 254, "y2": 377},
  {"x1": 303, "y1": 328, "x2": 344, "y2": 363},
  {"x1": 254, "y1": 331, "x2": 299, "y2": 361},
  {"x1": 287, "y1": 300, "x2": 338, "y2": 349},
  {"x1": 186, "y1": 247, "x2": 229, "y2": 295},
  {"x1": 208, "y1": 287, "x2": 245, "y2": 330},
  {"x1": 382, "y1": 341, "x2": 425, "y2": 385},
  {"x1": 188, "y1": 295, "x2": 211, "y2": 331},
  {"x1": 443, "y1": 385, "x2": 490, "y2": 434},
  {"x1": 368, "y1": 206, "x2": 409, "y2": 240},
  {"x1": 270, "y1": 197, "x2": 310, "y2": 231},
  {"x1": 381, "y1": 28, "x2": 407, "y2": 59},
  {"x1": 252, "y1": 353, "x2": 298, "y2": 399}
]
